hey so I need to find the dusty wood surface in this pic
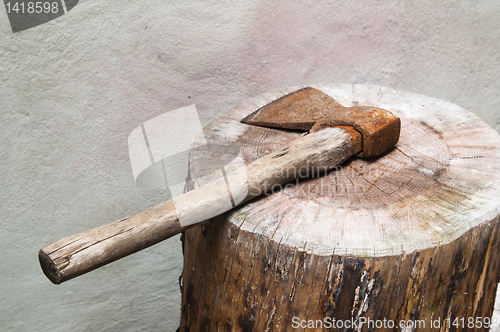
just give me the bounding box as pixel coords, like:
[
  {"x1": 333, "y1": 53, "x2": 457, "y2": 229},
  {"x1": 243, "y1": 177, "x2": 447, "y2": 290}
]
[{"x1": 179, "y1": 84, "x2": 500, "y2": 331}]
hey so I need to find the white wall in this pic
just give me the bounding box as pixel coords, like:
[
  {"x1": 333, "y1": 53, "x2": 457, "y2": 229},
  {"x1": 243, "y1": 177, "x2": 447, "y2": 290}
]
[{"x1": 1, "y1": 1, "x2": 499, "y2": 331}]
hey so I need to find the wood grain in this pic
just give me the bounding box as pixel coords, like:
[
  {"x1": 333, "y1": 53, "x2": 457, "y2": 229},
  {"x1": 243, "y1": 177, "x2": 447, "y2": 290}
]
[{"x1": 180, "y1": 84, "x2": 500, "y2": 331}]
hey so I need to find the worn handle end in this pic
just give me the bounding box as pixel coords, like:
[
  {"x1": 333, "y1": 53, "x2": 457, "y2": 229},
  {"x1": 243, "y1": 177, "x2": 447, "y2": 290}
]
[{"x1": 39, "y1": 249, "x2": 63, "y2": 285}]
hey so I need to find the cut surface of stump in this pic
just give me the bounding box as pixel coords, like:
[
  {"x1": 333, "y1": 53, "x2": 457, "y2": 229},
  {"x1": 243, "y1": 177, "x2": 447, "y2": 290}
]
[{"x1": 179, "y1": 84, "x2": 500, "y2": 331}]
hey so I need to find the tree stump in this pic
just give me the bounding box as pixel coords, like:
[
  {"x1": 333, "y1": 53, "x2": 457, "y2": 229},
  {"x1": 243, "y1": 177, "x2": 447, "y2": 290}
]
[{"x1": 179, "y1": 84, "x2": 500, "y2": 331}]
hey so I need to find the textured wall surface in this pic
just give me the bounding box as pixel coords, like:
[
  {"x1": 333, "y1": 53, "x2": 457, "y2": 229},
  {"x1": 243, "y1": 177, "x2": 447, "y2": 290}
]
[{"x1": 1, "y1": 1, "x2": 499, "y2": 331}]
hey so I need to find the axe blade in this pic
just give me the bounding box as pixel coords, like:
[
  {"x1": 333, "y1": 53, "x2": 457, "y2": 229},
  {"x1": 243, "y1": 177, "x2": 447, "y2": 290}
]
[{"x1": 241, "y1": 87, "x2": 401, "y2": 157}]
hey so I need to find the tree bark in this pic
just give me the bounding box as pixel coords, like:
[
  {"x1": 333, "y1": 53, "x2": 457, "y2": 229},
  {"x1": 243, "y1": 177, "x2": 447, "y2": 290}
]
[{"x1": 179, "y1": 84, "x2": 500, "y2": 331}]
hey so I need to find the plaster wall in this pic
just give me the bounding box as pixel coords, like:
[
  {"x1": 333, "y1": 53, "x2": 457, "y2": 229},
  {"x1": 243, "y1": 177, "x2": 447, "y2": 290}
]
[{"x1": 1, "y1": 1, "x2": 499, "y2": 331}]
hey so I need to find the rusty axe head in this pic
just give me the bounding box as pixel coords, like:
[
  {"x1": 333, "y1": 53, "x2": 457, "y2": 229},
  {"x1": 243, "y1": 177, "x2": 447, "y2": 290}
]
[{"x1": 241, "y1": 87, "x2": 401, "y2": 157}]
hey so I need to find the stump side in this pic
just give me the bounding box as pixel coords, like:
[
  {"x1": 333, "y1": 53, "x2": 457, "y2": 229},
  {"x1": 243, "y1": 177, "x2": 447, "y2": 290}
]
[{"x1": 180, "y1": 214, "x2": 500, "y2": 331}]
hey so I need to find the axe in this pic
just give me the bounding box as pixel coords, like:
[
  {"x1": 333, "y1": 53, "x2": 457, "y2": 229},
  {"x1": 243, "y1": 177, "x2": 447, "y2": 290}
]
[{"x1": 39, "y1": 87, "x2": 401, "y2": 284}]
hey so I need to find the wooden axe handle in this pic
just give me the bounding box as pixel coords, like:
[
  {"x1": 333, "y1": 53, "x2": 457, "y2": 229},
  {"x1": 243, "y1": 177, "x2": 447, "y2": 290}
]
[{"x1": 39, "y1": 127, "x2": 361, "y2": 284}]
